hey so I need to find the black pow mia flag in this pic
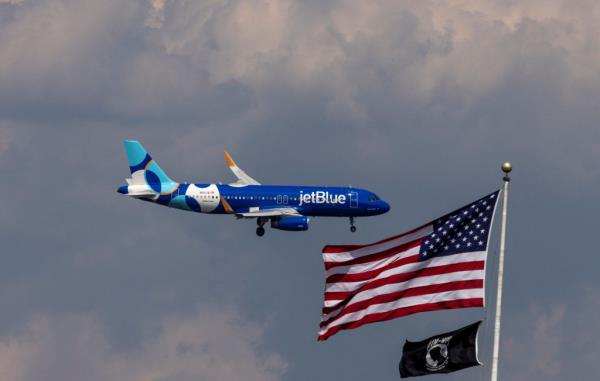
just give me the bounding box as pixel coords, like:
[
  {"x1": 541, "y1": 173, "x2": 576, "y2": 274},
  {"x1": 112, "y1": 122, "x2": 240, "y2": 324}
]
[{"x1": 399, "y1": 321, "x2": 481, "y2": 378}]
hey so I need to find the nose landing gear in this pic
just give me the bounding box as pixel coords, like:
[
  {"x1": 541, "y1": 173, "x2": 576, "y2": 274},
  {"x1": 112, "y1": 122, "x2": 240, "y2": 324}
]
[{"x1": 349, "y1": 216, "x2": 356, "y2": 233}]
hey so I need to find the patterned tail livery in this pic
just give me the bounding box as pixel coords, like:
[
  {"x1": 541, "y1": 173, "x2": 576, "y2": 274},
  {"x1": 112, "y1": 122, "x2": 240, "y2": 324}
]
[{"x1": 119, "y1": 140, "x2": 179, "y2": 196}]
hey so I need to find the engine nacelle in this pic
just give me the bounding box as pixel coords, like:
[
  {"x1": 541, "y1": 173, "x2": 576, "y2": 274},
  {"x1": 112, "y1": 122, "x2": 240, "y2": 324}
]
[{"x1": 270, "y1": 216, "x2": 309, "y2": 231}]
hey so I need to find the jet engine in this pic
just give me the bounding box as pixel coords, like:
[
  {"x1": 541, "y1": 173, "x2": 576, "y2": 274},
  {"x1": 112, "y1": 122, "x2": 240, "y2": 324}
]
[{"x1": 270, "y1": 216, "x2": 309, "y2": 231}]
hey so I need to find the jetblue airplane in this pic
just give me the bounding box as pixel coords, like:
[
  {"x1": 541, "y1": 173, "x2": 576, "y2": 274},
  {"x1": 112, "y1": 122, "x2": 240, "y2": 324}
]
[{"x1": 117, "y1": 141, "x2": 390, "y2": 236}]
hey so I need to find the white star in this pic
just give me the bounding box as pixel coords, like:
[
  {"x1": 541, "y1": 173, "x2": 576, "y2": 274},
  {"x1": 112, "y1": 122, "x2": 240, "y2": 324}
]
[
  {"x1": 437, "y1": 227, "x2": 443, "y2": 231},
  {"x1": 480, "y1": 229, "x2": 486, "y2": 234},
  {"x1": 467, "y1": 242, "x2": 472, "y2": 247},
  {"x1": 458, "y1": 232, "x2": 462, "y2": 237},
  {"x1": 462, "y1": 237, "x2": 467, "y2": 242},
  {"x1": 444, "y1": 245, "x2": 449, "y2": 250},
  {"x1": 490, "y1": 194, "x2": 496, "y2": 198},
  {"x1": 442, "y1": 231, "x2": 447, "y2": 235},
  {"x1": 479, "y1": 241, "x2": 484, "y2": 245},
  {"x1": 451, "y1": 238, "x2": 456, "y2": 243},
  {"x1": 431, "y1": 233, "x2": 436, "y2": 238},
  {"x1": 456, "y1": 244, "x2": 461, "y2": 248},
  {"x1": 474, "y1": 235, "x2": 479, "y2": 240},
  {"x1": 463, "y1": 210, "x2": 468, "y2": 215},
  {"x1": 429, "y1": 244, "x2": 434, "y2": 249},
  {"x1": 469, "y1": 230, "x2": 474, "y2": 235},
  {"x1": 449, "y1": 224, "x2": 454, "y2": 228},
  {"x1": 425, "y1": 240, "x2": 430, "y2": 245},
  {"x1": 483, "y1": 217, "x2": 488, "y2": 222},
  {"x1": 486, "y1": 206, "x2": 491, "y2": 210},
  {"x1": 436, "y1": 238, "x2": 441, "y2": 243}
]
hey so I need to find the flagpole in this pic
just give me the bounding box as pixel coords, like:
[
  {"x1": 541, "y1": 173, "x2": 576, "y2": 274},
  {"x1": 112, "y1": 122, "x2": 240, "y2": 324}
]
[{"x1": 490, "y1": 162, "x2": 511, "y2": 381}]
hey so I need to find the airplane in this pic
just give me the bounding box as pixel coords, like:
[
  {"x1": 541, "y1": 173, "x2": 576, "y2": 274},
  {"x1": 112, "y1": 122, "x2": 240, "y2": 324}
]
[{"x1": 117, "y1": 140, "x2": 390, "y2": 236}]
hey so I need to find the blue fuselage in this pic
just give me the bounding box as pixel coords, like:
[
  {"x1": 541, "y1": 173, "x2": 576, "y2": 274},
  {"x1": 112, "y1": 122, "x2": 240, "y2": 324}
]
[
  {"x1": 119, "y1": 183, "x2": 390, "y2": 217},
  {"x1": 218, "y1": 185, "x2": 389, "y2": 217}
]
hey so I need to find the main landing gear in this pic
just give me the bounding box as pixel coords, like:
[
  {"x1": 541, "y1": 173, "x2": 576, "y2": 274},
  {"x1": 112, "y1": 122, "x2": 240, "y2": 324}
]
[
  {"x1": 349, "y1": 216, "x2": 357, "y2": 233},
  {"x1": 256, "y1": 217, "x2": 267, "y2": 237}
]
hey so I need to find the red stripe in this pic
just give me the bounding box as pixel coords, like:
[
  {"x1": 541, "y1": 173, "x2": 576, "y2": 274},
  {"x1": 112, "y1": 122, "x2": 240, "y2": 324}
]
[
  {"x1": 322, "y1": 245, "x2": 366, "y2": 254},
  {"x1": 323, "y1": 239, "x2": 422, "y2": 271},
  {"x1": 317, "y1": 298, "x2": 483, "y2": 341},
  {"x1": 320, "y1": 280, "x2": 483, "y2": 326},
  {"x1": 322, "y1": 223, "x2": 433, "y2": 254},
  {"x1": 325, "y1": 254, "x2": 420, "y2": 284},
  {"x1": 324, "y1": 261, "x2": 485, "y2": 302}
]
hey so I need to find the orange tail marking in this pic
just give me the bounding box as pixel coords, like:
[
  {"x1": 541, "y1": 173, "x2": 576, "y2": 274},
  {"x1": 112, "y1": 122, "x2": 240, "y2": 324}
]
[{"x1": 220, "y1": 196, "x2": 234, "y2": 214}]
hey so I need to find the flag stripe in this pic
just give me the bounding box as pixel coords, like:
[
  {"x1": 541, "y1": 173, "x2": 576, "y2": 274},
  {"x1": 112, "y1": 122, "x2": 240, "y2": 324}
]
[
  {"x1": 324, "y1": 239, "x2": 423, "y2": 271},
  {"x1": 320, "y1": 288, "x2": 484, "y2": 335},
  {"x1": 322, "y1": 225, "x2": 432, "y2": 263},
  {"x1": 326, "y1": 244, "x2": 421, "y2": 279},
  {"x1": 322, "y1": 269, "x2": 485, "y2": 315},
  {"x1": 324, "y1": 260, "x2": 485, "y2": 297},
  {"x1": 321, "y1": 281, "x2": 483, "y2": 328},
  {"x1": 317, "y1": 298, "x2": 483, "y2": 341},
  {"x1": 325, "y1": 251, "x2": 486, "y2": 288}
]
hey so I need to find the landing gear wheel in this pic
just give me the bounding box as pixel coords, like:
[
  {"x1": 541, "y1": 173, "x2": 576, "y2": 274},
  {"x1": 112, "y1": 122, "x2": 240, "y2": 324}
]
[
  {"x1": 349, "y1": 217, "x2": 356, "y2": 232},
  {"x1": 256, "y1": 227, "x2": 265, "y2": 237},
  {"x1": 350, "y1": 226, "x2": 357, "y2": 233}
]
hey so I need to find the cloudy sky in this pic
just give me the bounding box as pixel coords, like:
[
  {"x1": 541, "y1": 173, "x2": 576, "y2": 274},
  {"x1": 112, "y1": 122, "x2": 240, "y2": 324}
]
[{"x1": 1, "y1": 0, "x2": 599, "y2": 380}]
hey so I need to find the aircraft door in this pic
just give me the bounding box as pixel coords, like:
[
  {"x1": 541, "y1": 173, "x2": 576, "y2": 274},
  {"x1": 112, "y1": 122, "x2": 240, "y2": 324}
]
[{"x1": 349, "y1": 191, "x2": 358, "y2": 208}]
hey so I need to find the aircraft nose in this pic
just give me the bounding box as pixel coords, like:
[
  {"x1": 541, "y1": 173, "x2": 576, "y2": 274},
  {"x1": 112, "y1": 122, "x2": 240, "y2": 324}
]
[
  {"x1": 117, "y1": 185, "x2": 128, "y2": 194},
  {"x1": 380, "y1": 201, "x2": 390, "y2": 213}
]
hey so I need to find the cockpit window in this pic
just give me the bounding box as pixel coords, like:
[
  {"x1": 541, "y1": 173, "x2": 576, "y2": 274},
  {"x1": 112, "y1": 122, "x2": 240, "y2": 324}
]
[{"x1": 369, "y1": 194, "x2": 380, "y2": 202}]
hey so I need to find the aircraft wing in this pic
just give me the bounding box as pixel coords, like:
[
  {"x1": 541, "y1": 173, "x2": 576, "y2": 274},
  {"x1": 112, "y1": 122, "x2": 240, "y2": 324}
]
[
  {"x1": 224, "y1": 149, "x2": 261, "y2": 186},
  {"x1": 236, "y1": 207, "x2": 301, "y2": 218}
]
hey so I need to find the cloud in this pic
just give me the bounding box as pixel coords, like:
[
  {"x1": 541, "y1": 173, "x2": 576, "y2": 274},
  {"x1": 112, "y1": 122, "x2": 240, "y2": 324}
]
[
  {"x1": 0, "y1": 307, "x2": 287, "y2": 381},
  {"x1": 1, "y1": 0, "x2": 599, "y2": 126},
  {"x1": 0, "y1": 0, "x2": 597, "y2": 184},
  {"x1": 145, "y1": 0, "x2": 167, "y2": 29},
  {"x1": 502, "y1": 285, "x2": 600, "y2": 380}
]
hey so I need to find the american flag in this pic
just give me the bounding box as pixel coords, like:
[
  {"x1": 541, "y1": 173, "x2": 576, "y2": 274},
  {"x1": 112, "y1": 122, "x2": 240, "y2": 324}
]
[{"x1": 318, "y1": 191, "x2": 500, "y2": 341}]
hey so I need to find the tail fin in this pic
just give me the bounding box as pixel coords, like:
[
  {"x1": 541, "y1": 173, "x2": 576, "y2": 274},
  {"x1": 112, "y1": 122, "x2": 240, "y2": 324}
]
[{"x1": 123, "y1": 140, "x2": 177, "y2": 194}]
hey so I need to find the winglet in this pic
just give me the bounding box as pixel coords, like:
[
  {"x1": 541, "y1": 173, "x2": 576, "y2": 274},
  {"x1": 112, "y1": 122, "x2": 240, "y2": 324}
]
[
  {"x1": 222, "y1": 149, "x2": 261, "y2": 186},
  {"x1": 224, "y1": 149, "x2": 236, "y2": 168}
]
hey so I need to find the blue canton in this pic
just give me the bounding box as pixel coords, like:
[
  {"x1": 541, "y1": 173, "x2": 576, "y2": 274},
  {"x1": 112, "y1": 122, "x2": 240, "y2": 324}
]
[{"x1": 419, "y1": 191, "x2": 500, "y2": 260}]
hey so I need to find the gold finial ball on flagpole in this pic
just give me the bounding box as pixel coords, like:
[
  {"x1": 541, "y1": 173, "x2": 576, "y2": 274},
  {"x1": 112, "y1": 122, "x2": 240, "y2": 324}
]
[{"x1": 501, "y1": 162, "x2": 512, "y2": 174}]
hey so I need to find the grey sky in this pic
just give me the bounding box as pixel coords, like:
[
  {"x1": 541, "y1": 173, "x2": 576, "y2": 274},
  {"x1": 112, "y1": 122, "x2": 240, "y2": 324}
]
[{"x1": 1, "y1": 1, "x2": 599, "y2": 380}]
